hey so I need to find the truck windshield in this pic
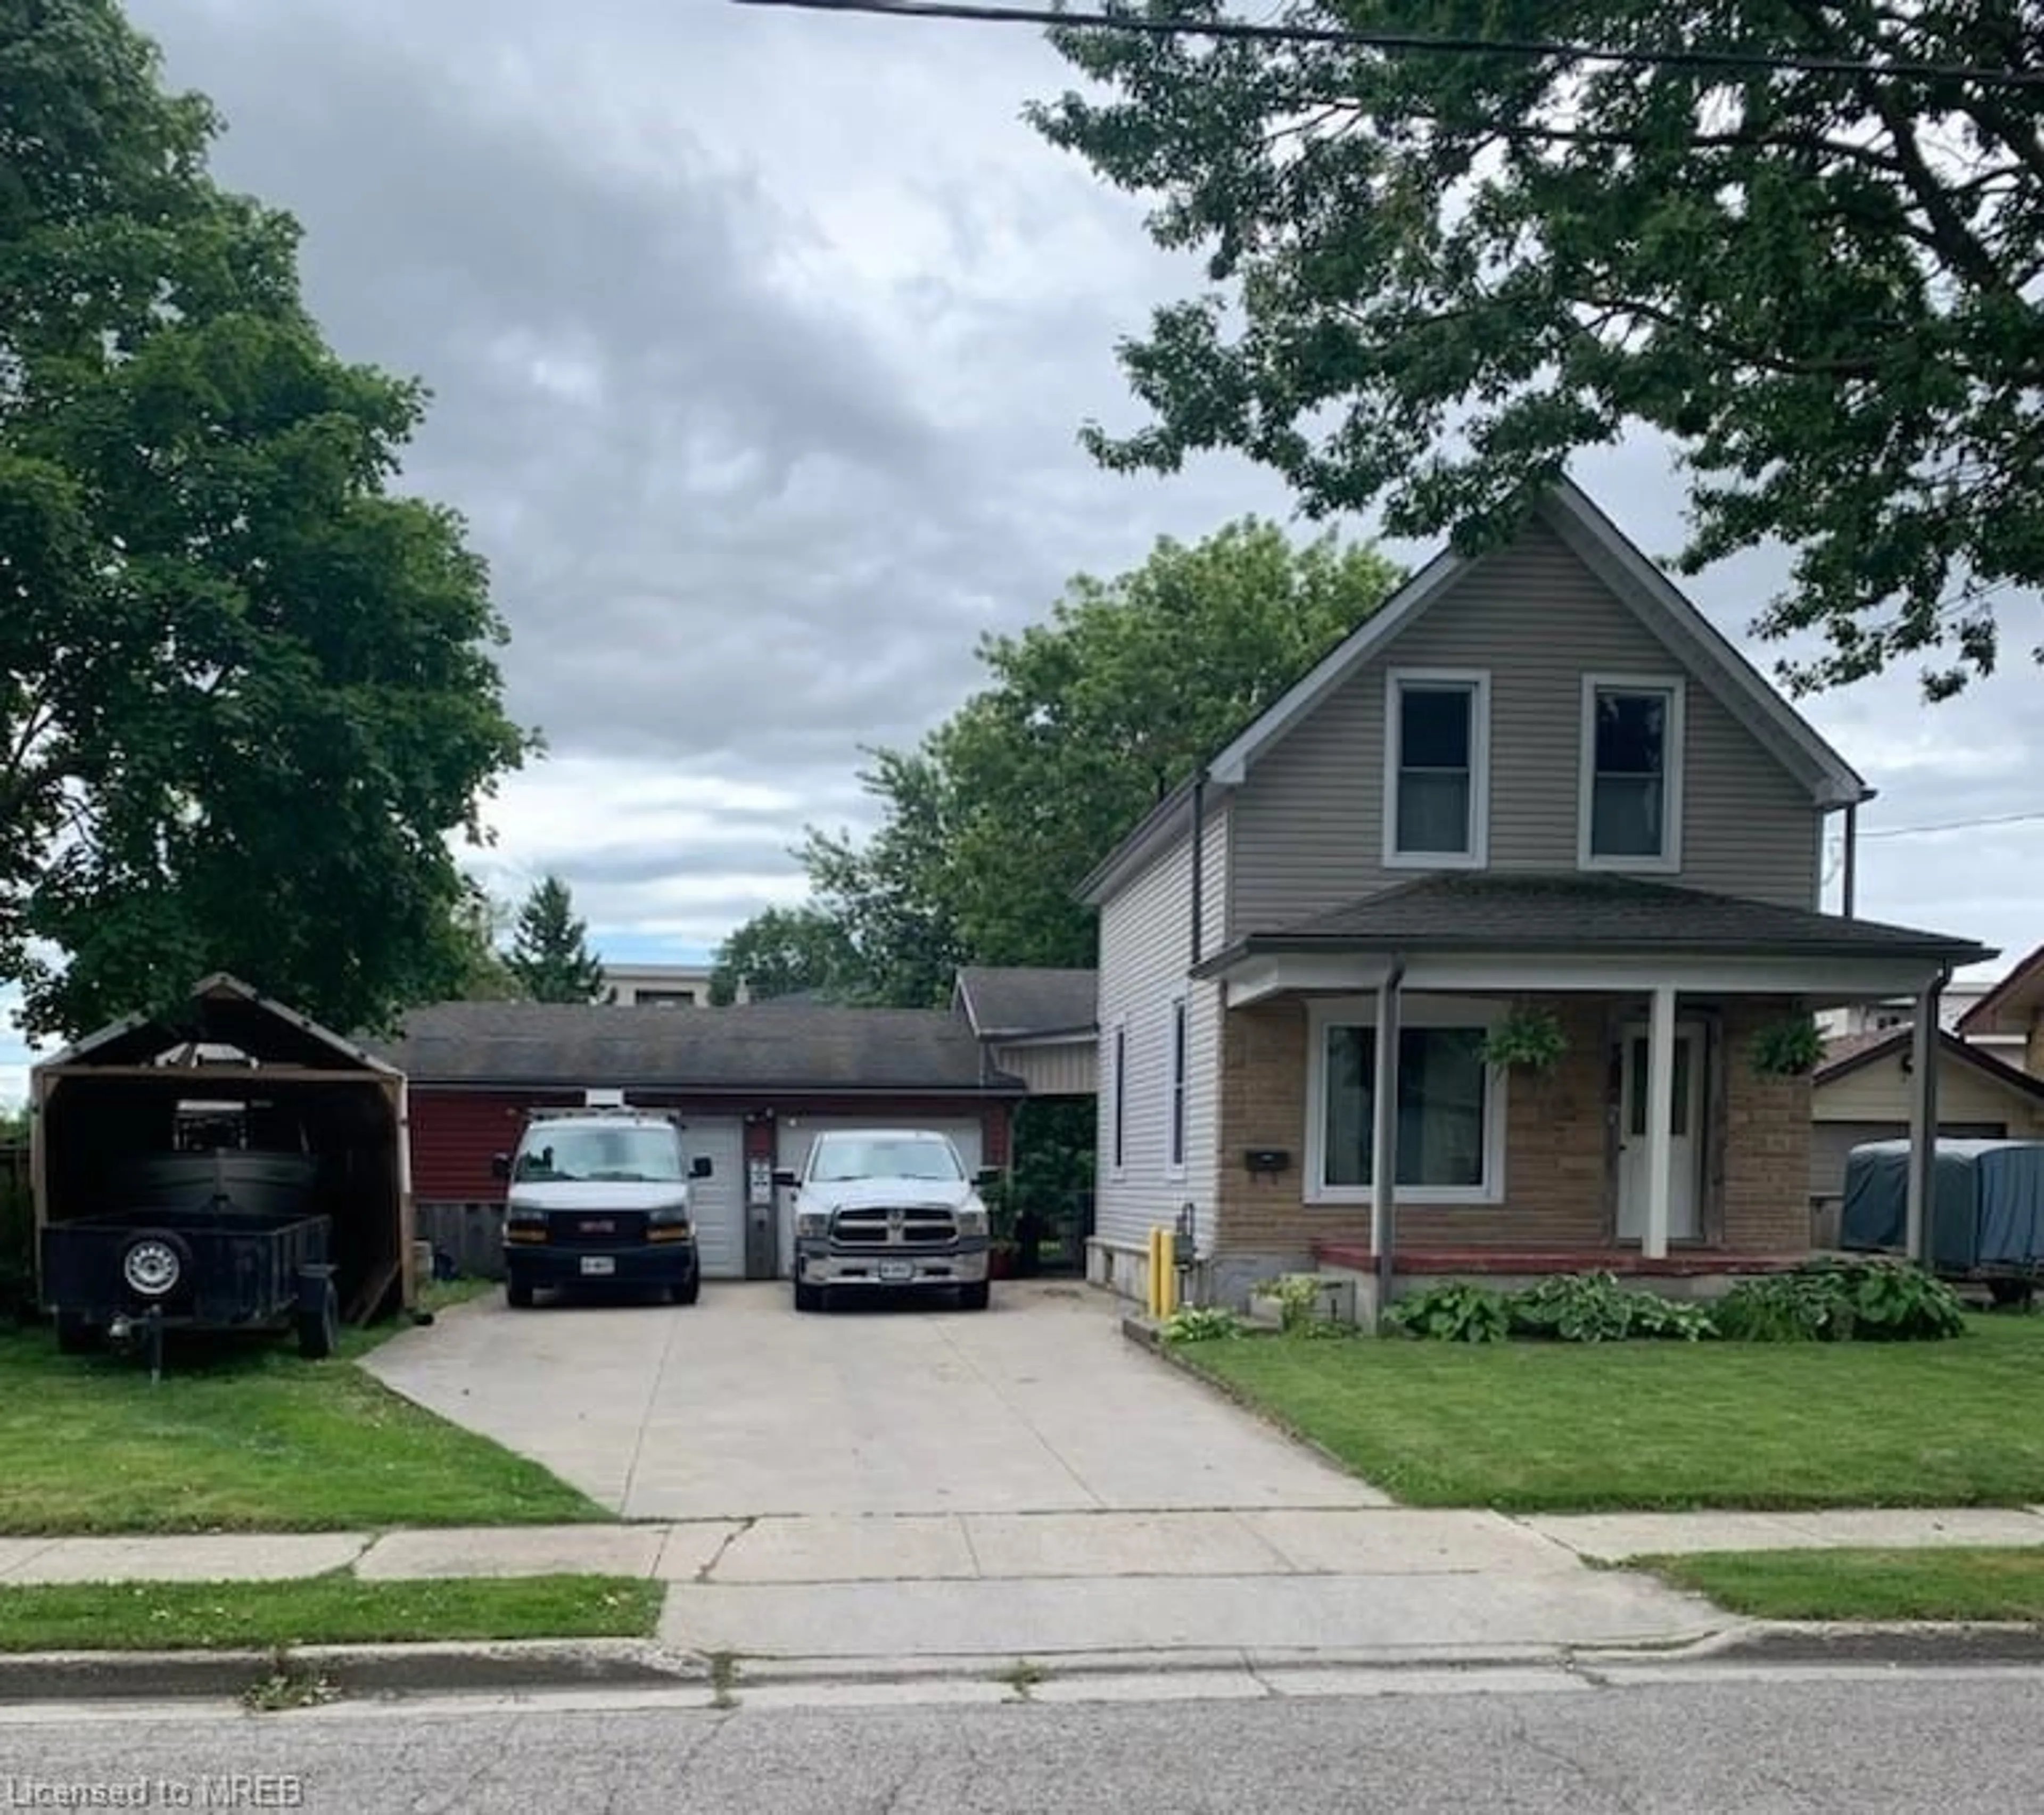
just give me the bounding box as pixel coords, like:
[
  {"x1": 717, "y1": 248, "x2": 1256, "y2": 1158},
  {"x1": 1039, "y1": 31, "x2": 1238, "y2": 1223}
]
[
  {"x1": 515, "y1": 1126, "x2": 684, "y2": 1184},
  {"x1": 811, "y1": 1137, "x2": 964, "y2": 1183}
]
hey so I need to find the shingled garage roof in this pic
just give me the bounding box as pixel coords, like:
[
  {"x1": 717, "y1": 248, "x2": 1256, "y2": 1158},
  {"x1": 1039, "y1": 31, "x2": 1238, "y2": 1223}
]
[
  {"x1": 954, "y1": 967, "x2": 1098, "y2": 1039},
  {"x1": 1193, "y1": 874, "x2": 1996, "y2": 973},
  {"x1": 372, "y1": 1000, "x2": 1027, "y2": 1094}
]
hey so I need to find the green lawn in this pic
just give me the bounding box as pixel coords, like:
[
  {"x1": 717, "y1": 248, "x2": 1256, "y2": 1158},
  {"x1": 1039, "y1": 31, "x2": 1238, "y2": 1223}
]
[
  {"x1": 1638, "y1": 1548, "x2": 2044, "y2": 1621},
  {"x1": 0, "y1": 1574, "x2": 660, "y2": 1652},
  {"x1": 0, "y1": 1322, "x2": 607, "y2": 1534},
  {"x1": 1179, "y1": 1314, "x2": 2044, "y2": 1511}
]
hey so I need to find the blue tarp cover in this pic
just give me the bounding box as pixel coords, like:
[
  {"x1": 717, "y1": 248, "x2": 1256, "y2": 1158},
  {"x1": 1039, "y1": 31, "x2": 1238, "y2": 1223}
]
[{"x1": 1841, "y1": 1138, "x2": 2044, "y2": 1270}]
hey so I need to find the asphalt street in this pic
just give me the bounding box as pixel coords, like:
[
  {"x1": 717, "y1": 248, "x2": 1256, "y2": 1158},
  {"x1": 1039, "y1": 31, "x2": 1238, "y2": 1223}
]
[{"x1": 3, "y1": 1668, "x2": 2040, "y2": 1814}]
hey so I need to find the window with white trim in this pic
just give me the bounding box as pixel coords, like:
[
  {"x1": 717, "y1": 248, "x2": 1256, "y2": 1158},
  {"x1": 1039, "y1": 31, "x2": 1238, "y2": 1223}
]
[
  {"x1": 1307, "y1": 1000, "x2": 1506, "y2": 1204},
  {"x1": 1110, "y1": 1019, "x2": 1128, "y2": 1173},
  {"x1": 1580, "y1": 677, "x2": 1684, "y2": 870},
  {"x1": 1167, "y1": 996, "x2": 1188, "y2": 1173},
  {"x1": 1384, "y1": 671, "x2": 1489, "y2": 867}
]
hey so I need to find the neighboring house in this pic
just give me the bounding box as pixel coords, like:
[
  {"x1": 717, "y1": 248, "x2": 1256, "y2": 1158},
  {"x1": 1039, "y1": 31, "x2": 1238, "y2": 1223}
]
[
  {"x1": 601, "y1": 962, "x2": 728, "y2": 1006},
  {"x1": 1957, "y1": 943, "x2": 2044, "y2": 1077},
  {"x1": 953, "y1": 967, "x2": 1099, "y2": 1098},
  {"x1": 1077, "y1": 478, "x2": 1995, "y2": 1310},
  {"x1": 373, "y1": 1000, "x2": 1023, "y2": 1282},
  {"x1": 1817, "y1": 976, "x2": 2026, "y2": 1066},
  {"x1": 1811, "y1": 1028, "x2": 2044, "y2": 1224}
]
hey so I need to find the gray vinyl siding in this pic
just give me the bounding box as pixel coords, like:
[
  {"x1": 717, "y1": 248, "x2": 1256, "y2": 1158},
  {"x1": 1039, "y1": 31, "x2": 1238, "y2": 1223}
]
[
  {"x1": 1228, "y1": 518, "x2": 1823, "y2": 932},
  {"x1": 991, "y1": 1040, "x2": 1096, "y2": 1098},
  {"x1": 1095, "y1": 804, "x2": 1229, "y2": 1252}
]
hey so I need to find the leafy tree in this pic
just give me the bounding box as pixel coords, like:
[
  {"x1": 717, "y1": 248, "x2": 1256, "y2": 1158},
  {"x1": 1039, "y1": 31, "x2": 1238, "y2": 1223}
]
[
  {"x1": 506, "y1": 875, "x2": 608, "y2": 1003},
  {"x1": 448, "y1": 878, "x2": 522, "y2": 1001},
  {"x1": 708, "y1": 904, "x2": 859, "y2": 1004},
  {"x1": 801, "y1": 518, "x2": 1401, "y2": 989},
  {"x1": 1032, "y1": 2, "x2": 2044, "y2": 697},
  {"x1": 1, "y1": 1, "x2": 529, "y2": 1039}
]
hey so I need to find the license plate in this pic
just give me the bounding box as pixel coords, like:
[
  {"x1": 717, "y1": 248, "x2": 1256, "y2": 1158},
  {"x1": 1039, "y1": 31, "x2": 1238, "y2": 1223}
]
[
  {"x1": 879, "y1": 1261, "x2": 914, "y2": 1283},
  {"x1": 580, "y1": 1256, "x2": 616, "y2": 1277}
]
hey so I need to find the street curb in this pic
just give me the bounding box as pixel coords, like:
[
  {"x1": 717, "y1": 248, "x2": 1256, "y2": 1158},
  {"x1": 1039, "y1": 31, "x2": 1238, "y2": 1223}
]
[
  {"x1": 5, "y1": 1621, "x2": 2044, "y2": 1706},
  {"x1": 0, "y1": 1638, "x2": 706, "y2": 1705}
]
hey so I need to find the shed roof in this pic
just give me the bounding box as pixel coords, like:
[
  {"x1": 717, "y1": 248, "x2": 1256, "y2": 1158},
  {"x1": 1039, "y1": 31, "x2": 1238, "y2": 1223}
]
[
  {"x1": 37, "y1": 974, "x2": 397, "y2": 1076},
  {"x1": 953, "y1": 967, "x2": 1099, "y2": 1040}
]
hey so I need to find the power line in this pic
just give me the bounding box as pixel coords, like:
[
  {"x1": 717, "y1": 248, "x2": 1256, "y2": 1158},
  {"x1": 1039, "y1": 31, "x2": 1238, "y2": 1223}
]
[
  {"x1": 731, "y1": 0, "x2": 2044, "y2": 89},
  {"x1": 1859, "y1": 808, "x2": 2044, "y2": 840}
]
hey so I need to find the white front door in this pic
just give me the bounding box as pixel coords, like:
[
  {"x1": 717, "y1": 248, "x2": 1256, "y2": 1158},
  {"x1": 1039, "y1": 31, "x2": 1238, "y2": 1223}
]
[{"x1": 1617, "y1": 1023, "x2": 1706, "y2": 1242}]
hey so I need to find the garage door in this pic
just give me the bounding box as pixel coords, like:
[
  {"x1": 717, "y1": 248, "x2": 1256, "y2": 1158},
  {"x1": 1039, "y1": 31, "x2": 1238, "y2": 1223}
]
[
  {"x1": 1811, "y1": 1119, "x2": 2005, "y2": 1203},
  {"x1": 774, "y1": 1115, "x2": 988, "y2": 1277},
  {"x1": 680, "y1": 1117, "x2": 747, "y2": 1280}
]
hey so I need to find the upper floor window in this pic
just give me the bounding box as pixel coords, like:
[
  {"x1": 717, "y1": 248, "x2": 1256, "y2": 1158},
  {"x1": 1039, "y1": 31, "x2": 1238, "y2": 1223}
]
[
  {"x1": 1383, "y1": 670, "x2": 1490, "y2": 869},
  {"x1": 1579, "y1": 676, "x2": 1685, "y2": 872}
]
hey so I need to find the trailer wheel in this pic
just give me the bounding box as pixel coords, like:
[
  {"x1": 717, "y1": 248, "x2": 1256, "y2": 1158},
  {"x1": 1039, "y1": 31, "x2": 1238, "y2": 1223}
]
[
  {"x1": 297, "y1": 1276, "x2": 340, "y2": 1360},
  {"x1": 55, "y1": 1311, "x2": 98, "y2": 1355},
  {"x1": 120, "y1": 1229, "x2": 192, "y2": 1301}
]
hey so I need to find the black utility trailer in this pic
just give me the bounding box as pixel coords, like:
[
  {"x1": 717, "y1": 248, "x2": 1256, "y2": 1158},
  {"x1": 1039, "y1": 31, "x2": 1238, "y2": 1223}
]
[
  {"x1": 32, "y1": 974, "x2": 416, "y2": 1368},
  {"x1": 42, "y1": 1200, "x2": 340, "y2": 1362}
]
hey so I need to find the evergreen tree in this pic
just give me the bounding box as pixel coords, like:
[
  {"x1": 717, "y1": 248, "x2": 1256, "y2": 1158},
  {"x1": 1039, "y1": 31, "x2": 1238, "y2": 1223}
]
[{"x1": 506, "y1": 876, "x2": 608, "y2": 1003}]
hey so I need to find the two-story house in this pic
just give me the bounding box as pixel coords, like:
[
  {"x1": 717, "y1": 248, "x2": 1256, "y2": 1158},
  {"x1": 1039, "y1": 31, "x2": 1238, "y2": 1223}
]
[{"x1": 1078, "y1": 480, "x2": 1995, "y2": 1311}]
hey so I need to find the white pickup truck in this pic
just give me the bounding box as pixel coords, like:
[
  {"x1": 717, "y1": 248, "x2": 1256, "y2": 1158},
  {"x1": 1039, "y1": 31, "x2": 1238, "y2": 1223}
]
[{"x1": 777, "y1": 1128, "x2": 994, "y2": 1313}]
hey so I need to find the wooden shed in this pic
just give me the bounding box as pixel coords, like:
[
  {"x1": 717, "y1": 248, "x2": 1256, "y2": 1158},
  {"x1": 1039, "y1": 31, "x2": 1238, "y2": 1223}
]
[{"x1": 32, "y1": 975, "x2": 415, "y2": 1323}]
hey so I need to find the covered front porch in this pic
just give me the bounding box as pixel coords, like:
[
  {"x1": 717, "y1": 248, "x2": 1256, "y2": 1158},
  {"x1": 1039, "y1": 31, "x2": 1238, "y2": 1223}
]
[{"x1": 1192, "y1": 875, "x2": 1995, "y2": 1301}]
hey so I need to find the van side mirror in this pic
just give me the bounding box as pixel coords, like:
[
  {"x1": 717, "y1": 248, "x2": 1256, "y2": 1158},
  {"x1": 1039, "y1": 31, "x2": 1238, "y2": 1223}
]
[
  {"x1": 976, "y1": 1168, "x2": 1001, "y2": 1189},
  {"x1": 771, "y1": 1168, "x2": 798, "y2": 1189},
  {"x1": 690, "y1": 1156, "x2": 713, "y2": 1179},
  {"x1": 491, "y1": 1153, "x2": 512, "y2": 1181}
]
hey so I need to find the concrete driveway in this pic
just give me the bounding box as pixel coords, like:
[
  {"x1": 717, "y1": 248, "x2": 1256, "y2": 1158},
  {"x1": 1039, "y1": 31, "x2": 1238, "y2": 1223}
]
[
  {"x1": 366, "y1": 1281, "x2": 1385, "y2": 1521},
  {"x1": 365, "y1": 1281, "x2": 1717, "y2": 1663}
]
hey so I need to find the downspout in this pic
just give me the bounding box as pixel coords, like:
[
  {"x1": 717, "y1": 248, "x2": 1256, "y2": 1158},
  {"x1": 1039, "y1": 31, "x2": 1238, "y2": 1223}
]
[
  {"x1": 1373, "y1": 955, "x2": 1407, "y2": 1317},
  {"x1": 1841, "y1": 801, "x2": 1859, "y2": 919},
  {"x1": 1189, "y1": 772, "x2": 1208, "y2": 967}
]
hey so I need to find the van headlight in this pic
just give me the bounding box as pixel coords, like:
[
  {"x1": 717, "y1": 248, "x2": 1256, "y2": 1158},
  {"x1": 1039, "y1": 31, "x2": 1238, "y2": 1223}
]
[{"x1": 955, "y1": 1205, "x2": 988, "y2": 1236}]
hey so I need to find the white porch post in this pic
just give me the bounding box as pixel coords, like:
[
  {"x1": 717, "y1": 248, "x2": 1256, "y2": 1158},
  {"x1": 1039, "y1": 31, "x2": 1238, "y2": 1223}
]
[
  {"x1": 1643, "y1": 985, "x2": 1677, "y2": 1260},
  {"x1": 1371, "y1": 961, "x2": 1405, "y2": 1309},
  {"x1": 1905, "y1": 970, "x2": 1946, "y2": 1264}
]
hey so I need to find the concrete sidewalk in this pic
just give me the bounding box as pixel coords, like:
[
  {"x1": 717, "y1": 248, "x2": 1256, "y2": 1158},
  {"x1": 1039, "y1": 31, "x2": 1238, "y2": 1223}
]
[
  {"x1": 4, "y1": 1505, "x2": 2038, "y2": 1589},
  {"x1": 3, "y1": 1504, "x2": 2040, "y2": 1666}
]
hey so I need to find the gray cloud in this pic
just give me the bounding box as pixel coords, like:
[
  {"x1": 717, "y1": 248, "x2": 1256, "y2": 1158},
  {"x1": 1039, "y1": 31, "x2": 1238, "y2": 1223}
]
[{"x1": 111, "y1": 0, "x2": 2042, "y2": 979}]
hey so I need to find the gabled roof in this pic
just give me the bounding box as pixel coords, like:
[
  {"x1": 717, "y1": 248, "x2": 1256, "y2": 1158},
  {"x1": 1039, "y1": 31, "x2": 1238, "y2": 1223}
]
[
  {"x1": 1957, "y1": 941, "x2": 2044, "y2": 1036},
  {"x1": 1191, "y1": 873, "x2": 1994, "y2": 973},
  {"x1": 37, "y1": 974, "x2": 396, "y2": 1075},
  {"x1": 370, "y1": 1000, "x2": 1027, "y2": 1094},
  {"x1": 953, "y1": 967, "x2": 1099, "y2": 1041},
  {"x1": 1076, "y1": 476, "x2": 1872, "y2": 908},
  {"x1": 1816, "y1": 1025, "x2": 2044, "y2": 1104}
]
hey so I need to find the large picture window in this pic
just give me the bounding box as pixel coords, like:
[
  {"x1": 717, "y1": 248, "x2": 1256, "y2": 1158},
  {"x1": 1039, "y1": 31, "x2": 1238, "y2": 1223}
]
[
  {"x1": 1580, "y1": 676, "x2": 1684, "y2": 871},
  {"x1": 1384, "y1": 670, "x2": 1489, "y2": 867},
  {"x1": 1308, "y1": 1002, "x2": 1505, "y2": 1203}
]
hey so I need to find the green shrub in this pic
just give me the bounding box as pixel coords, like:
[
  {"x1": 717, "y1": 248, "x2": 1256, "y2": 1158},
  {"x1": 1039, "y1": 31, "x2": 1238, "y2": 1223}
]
[
  {"x1": 0, "y1": 1171, "x2": 36, "y2": 1326},
  {"x1": 1625, "y1": 1293, "x2": 1718, "y2": 1341},
  {"x1": 1711, "y1": 1259, "x2": 1965, "y2": 1343},
  {"x1": 1507, "y1": 1271, "x2": 1636, "y2": 1343},
  {"x1": 1255, "y1": 1272, "x2": 1348, "y2": 1335},
  {"x1": 1161, "y1": 1305, "x2": 1244, "y2": 1343},
  {"x1": 1383, "y1": 1282, "x2": 1510, "y2": 1343}
]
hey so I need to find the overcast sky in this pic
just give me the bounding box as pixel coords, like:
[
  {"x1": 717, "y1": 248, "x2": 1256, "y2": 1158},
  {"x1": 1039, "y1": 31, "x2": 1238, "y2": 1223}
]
[{"x1": 3, "y1": 0, "x2": 2039, "y2": 1100}]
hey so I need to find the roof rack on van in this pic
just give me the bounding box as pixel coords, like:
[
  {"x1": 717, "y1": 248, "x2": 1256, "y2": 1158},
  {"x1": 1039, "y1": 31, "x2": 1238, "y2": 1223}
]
[{"x1": 521, "y1": 1105, "x2": 682, "y2": 1126}]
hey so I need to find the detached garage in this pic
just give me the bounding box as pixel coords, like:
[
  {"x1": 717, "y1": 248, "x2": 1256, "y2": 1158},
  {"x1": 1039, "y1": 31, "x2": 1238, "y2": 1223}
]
[
  {"x1": 1811, "y1": 1027, "x2": 2044, "y2": 1237},
  {"x1": 375, "y1": 1000, "x2": 1026, "y2": 1281}
]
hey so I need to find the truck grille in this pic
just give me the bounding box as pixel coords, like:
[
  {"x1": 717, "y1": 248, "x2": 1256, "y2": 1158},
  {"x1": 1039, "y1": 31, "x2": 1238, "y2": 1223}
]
[{"x1": 830, "y1": 1207, "x2": 959, "y2": 1248}]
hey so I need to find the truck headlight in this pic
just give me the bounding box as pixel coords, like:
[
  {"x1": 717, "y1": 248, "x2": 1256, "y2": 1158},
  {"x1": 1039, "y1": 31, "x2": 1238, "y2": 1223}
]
[
  {"x1": 796, "y1": 1211, "x2": 829, "y2": 1239},
  {"x1": 955, "y1": 1206, "x2": 988, "y2": 1236},
  {"x1": 647, "y1": 1206, "x2": 691, "y2": 1231}
]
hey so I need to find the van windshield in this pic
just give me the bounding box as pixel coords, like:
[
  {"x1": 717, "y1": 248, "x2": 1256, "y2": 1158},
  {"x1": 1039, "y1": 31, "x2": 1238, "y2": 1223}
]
[
  {"x1": 810, "y1": 1137, "x2": 964, "y2": 1183},
  {"x1": 515, "y1": 1126, "x2": 684, "y2": 1184}
]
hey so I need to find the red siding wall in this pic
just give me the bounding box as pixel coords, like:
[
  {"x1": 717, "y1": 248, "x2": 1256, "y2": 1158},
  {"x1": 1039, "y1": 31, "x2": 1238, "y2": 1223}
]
[{"x1": 409, "y1": 1088, "x2": 1021, "y2": 1203}]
